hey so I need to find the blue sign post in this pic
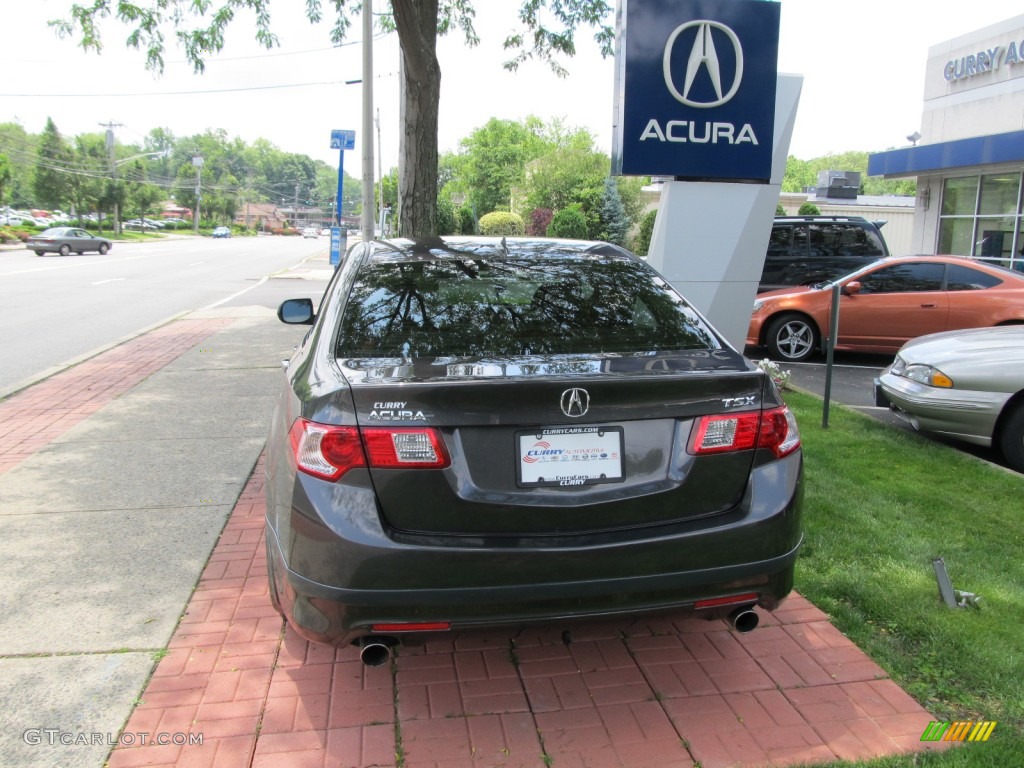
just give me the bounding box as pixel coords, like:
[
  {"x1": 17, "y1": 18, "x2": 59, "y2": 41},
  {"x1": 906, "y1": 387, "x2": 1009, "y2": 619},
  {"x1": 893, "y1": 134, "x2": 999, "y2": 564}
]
[
  {"x1": 612, "y1": 0, "x2": 780, "y2": 182},
  {"x1": 329, "y1": 130, "x2": 356, "y2": 267}
]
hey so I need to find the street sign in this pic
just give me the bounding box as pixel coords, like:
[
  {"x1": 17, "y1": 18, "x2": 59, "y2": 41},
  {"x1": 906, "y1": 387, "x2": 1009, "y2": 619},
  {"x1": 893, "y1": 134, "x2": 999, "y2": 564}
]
[{"x1": 330, "y1": 130, "x2": 356, "y2": 151}]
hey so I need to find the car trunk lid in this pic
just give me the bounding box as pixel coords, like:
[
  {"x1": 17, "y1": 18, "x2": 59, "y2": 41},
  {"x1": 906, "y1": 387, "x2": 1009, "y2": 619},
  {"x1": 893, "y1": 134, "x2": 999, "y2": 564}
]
[{"x1": 343, "y1": 350, "x2": 768, "y2": 536}]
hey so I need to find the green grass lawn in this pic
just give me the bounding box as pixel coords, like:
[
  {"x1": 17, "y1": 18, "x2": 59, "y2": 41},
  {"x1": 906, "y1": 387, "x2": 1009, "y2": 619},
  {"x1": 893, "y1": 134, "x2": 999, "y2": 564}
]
[{"x1": 785, "y1": 391, "x2": 1024, "y2": 766}]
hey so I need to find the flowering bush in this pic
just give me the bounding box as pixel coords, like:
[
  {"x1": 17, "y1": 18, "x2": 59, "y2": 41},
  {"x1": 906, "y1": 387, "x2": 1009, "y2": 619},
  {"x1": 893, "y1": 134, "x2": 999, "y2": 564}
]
[{"x1": 756, "y1": 358, "x2": 792, "y2": 390}]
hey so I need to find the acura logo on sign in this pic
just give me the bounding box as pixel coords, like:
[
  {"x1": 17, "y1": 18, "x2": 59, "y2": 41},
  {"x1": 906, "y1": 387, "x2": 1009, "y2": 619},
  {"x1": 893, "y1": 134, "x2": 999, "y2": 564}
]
[
  {"x1": 663, "y1": 20, "x2": 744, "y2": 108},
  {"x1": 560, "y1": 388, "x2": 590, "y2": 418}
]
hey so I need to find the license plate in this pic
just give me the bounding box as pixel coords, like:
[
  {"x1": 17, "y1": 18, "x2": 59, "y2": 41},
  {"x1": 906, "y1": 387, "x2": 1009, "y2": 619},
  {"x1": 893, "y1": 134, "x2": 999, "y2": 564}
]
[{"x1": 516, "y1": 427, "x2": 624, "y2": 487}]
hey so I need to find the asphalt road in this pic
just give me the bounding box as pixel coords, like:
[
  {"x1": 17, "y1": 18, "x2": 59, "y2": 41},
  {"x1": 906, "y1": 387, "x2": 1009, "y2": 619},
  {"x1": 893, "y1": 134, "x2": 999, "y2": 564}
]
[{"x1": 0, "y1": 234, "x2": 329, "y2": 394}]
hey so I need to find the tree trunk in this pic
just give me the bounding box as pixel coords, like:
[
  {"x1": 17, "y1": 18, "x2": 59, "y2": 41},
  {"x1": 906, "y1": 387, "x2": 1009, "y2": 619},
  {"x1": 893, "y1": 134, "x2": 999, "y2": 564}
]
[{"x1": 392, "y1": 0, "x2": 440, "y2": 238}]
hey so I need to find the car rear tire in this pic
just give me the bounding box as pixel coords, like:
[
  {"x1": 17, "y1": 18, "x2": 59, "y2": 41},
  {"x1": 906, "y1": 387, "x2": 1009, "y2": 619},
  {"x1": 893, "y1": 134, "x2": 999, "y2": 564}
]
[
  {"x1": 98, "y1": 243, "x2": 109, "y2": 255},
  {"x1": 59, "y1": 244, "x2": 71, "y2": 256},
  {"x1": 998, "y1": 402, "x2": 1024, "y2": 474},
  {"x1": 766, "y1": 314, "x2": 819, "y2": 363}
]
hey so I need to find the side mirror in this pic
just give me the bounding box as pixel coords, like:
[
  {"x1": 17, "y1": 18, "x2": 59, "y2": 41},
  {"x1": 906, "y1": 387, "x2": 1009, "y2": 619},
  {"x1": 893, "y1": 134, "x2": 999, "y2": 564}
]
[
  {"x1": 278, "y1": 298, "x2": 315, "y2": 325},
  {"x1": 842, "y1": 281, "x2": 862, "y2": 296}
]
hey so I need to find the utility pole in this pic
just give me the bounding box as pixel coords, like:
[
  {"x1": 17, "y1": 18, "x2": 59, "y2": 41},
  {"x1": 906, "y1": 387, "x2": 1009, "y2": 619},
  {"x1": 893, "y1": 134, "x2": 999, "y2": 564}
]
[
  {"x1": 192, "y1": 155, "x2": 204, "y2": 234},
  {"x1": 376, "y1": 108, "x2": 384, "y2": 235},
  {"x1": 361, "y1": 0, "x2": 375, "y2": 242},
  {"x1": 100, "y1": 120, "x2": 124, "y2": 235}
]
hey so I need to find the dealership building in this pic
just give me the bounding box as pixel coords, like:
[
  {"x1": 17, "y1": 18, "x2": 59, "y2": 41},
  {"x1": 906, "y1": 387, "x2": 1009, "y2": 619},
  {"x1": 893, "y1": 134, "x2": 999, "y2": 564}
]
[{"x1": 869, "y1": 14, "x2": 1024, "y2": 271}]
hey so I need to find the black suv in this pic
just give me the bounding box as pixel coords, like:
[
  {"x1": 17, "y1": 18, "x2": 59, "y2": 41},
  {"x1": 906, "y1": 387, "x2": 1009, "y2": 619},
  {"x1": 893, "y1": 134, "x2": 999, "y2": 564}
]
[{"x1": 758, "y1": 216, "x2": 889, "y2": 293}]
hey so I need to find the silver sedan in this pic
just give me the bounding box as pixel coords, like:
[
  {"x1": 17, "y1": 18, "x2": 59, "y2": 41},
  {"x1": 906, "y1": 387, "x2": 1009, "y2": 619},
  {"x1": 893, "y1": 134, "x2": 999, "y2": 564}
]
[
  {"x1": 25, "y1": 227, "x2": 112, "y2": 256},
  {"x1": 877, "y1": 325, "x2": 1024, "y2": 473}
]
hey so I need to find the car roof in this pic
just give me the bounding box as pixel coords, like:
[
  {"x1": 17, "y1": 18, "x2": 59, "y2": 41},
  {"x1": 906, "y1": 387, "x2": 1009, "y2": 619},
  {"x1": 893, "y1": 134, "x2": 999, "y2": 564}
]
[
  {"x1": 842, "y1": 253, "x2": 1024, "y2": 281},
  {"x1": 362, "y1": 236, "x2": 635, "y2": 264}
]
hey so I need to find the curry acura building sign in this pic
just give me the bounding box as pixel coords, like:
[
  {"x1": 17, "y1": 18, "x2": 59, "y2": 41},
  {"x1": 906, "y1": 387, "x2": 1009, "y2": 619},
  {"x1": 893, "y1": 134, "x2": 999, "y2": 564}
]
[
  {"x1": 612, "y1": 0, "x2": 780, "y2": 182},
  {"x1": 944, "y1": 35, "x2": 1024, "y2": 81}
]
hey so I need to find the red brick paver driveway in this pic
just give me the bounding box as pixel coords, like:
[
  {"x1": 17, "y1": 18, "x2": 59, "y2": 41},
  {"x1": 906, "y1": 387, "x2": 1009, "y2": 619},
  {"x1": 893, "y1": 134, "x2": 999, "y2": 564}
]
[
  {"x1": 0, "y1": 317, "x2": 949, "y2": 768},
  {"x1": 107, "y1": 461, "x2": 948, "y2": 768}
]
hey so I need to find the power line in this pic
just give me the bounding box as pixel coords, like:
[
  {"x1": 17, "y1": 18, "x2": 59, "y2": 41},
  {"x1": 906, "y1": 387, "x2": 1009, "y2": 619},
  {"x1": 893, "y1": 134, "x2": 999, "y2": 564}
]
[{"x1": 0, "y1": 71, "x2": 398, "y2": 99}]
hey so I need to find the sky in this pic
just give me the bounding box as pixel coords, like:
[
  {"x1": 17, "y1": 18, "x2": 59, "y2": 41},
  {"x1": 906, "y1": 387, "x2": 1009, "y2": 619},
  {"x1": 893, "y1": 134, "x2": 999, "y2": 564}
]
[{"x1": 2, "y1": 1, "x2": 1023, "y2": 175}]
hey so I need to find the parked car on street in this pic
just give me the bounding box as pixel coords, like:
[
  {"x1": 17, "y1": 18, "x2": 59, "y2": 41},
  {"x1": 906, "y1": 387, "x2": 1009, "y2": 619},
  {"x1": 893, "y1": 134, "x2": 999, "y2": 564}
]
[
  {"x1": 124, "y1": 219, "x2": 160, "y2": 231},
  {"x1": 211, "y1": 226, "x2": 232, "y2": 238},
  {"x1": 876, "y1": 325, "x2": 1024, "y2": 473},
  {"x1": 758, "y1": 216, "x2": 890, "y2": 293},
  {"x1": 302, "y1": 227, "x2": 319, "y2": 239},
  {"x1": 747, "y1": 255, "x2": 1024, "y2": 363},
  {"x1": 266, "y1": 236, "x2": 804, "y2": 661},
  {"x1": 26, "y1": 227, "x2": 112, "y2": 256}
]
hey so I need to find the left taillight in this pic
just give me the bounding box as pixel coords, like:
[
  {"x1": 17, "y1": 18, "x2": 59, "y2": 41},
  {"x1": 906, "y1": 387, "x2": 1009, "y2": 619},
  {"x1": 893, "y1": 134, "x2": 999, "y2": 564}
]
[
  {"x1": 689, "y1": 406, "x2": 800, "y2": 459},
  {"x1": 289, "y1": 419, "x2": 450, "y2": 481}
]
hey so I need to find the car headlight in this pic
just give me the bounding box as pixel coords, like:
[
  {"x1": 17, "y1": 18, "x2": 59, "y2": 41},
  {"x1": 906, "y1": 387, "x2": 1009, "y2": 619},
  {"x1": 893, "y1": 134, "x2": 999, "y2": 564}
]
[
  {"x1": 901, "y1": 364, "x2": 954, "y2": 388},
  {"x1": 752, "y1": 300, "x2": 764, "y2": 313}
]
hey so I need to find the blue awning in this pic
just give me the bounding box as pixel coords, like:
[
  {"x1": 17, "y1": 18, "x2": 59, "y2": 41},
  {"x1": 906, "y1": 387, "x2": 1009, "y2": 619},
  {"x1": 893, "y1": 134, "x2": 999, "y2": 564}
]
[{"x1": 868, "y1": 130, "x2": 1024, "y2": 178}]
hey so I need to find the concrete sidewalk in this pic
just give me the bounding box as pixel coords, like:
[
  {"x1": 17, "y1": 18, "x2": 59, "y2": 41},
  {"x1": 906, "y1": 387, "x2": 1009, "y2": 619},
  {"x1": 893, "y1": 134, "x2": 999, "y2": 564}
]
[
  {"x1": 0, "y1": 288, "x2": 950, "y2": 768},
  {"x1": 0, "y1": 306, "x2": 306, "y2": 768}
]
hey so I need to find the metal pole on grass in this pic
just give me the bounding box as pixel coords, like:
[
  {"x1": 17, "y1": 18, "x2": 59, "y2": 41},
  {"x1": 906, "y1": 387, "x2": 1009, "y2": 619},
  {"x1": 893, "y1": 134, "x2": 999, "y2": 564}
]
[{"x1": 822, "y1": 282, "x2": 841, "y2": 428}]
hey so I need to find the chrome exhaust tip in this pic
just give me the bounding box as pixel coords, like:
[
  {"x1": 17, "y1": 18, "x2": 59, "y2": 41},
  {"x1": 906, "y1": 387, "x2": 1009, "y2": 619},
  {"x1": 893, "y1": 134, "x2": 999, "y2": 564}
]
[
  {"x1": 358, "y1": 636, "x2": 398, "y2": 667},
  {"x1": 727, "y1": 606, "x2": 760, "y2": 634}
]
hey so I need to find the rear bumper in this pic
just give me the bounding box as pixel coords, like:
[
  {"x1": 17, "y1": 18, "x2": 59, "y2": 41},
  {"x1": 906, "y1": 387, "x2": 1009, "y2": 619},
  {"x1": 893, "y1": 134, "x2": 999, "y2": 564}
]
[
  {"x1": 268, "y1": 522, "x2": 798, "y2": 645},
  {"x1": 266, "y1": 453, "x2": 804, "y2": 646}
]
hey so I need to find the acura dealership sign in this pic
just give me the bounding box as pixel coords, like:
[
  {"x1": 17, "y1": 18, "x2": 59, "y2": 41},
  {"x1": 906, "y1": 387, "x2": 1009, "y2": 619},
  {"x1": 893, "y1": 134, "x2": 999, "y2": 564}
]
[{"x1": 612, "y1": 0, "x2": 780, "y2": 182}]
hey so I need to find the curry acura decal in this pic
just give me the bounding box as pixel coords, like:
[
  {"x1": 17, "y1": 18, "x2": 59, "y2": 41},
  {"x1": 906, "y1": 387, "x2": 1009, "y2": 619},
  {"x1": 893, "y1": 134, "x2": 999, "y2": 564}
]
[
  {"x1": 612, "y1": 0, "x2": 779, "y2": 181},
  {"x1": 367, "y1": 401, "x2": 428, "y2": 421}
]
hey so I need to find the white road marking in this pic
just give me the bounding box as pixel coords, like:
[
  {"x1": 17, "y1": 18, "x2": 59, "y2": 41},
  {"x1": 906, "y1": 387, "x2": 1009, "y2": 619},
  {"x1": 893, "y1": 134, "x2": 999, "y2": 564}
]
[
  {"x1": 91, "y1": 278, "x2": 126, "y2": 285},
  {"x1": 201, "y1": 275, "x2": 269, "y2": 309}
]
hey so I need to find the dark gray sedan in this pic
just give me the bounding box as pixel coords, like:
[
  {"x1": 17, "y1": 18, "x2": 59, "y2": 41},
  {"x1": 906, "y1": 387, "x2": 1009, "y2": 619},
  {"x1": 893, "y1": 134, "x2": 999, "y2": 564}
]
[
  {"x1": 265, "y1": 237, "x2": 804, "y2": 664},
  {"x1": 26, "y1": 227, "x2": 112, "y2": 256}
]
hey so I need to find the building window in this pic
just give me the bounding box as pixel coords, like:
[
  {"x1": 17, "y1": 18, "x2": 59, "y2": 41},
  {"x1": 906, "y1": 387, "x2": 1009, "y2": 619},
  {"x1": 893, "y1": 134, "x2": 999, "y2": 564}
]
[{"x1": 938, "y1": 172, "x2": 1023, "y2": 271}]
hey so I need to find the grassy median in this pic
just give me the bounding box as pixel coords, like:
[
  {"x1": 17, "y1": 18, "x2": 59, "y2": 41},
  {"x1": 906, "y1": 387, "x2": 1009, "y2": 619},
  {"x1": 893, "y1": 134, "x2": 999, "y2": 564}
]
[{"x1": 784, "y1": 391, "x2": 1024, "y2": 766}]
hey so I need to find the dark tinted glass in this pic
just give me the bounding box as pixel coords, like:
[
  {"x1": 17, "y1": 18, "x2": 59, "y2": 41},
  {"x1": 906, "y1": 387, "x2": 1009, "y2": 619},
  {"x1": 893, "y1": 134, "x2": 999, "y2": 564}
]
[
  {"x1": 766, "y1": 225, "x2": 793, "y2": 257},
  {"x1": 945, "y1": 264, "x2": 1002, "y2": 290},
  {"x1": 336, "y1": 257, "x2": 718, "y2": 357},
  {"x1": 856, "y1": 263, "x2": 945, "y2": 294},
  {"x1": 810, "y1": 223, "x2": 885, "y2": 258}
]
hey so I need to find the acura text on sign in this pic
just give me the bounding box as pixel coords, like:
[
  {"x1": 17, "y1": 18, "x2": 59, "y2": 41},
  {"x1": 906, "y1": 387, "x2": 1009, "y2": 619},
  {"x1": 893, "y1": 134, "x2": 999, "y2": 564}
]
[{"x1": 612, "y1": 0, "x2": 780, "y2": 182}]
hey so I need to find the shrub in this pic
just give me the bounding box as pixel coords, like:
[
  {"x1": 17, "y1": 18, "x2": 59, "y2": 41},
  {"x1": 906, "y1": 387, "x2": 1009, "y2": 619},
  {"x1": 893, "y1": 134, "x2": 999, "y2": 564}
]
[
  {"x1": 437, "y1": 198, "x2": 458, "y2": 236},
  {"x1": 776, "y1": 204, "x2": 786, "y2": 216},
  {"x1": 458, "y1": 205, "x2": 476, "y2": 235},
  {"x1": 547, "y1": 207, "x2": 589, "y2": 239},
  {"x1": 632, "y1": 209, "x2": 658, "y2": 256},
  {"x1": 528, "y1": 208, "x2": 553, "y2": 237},
  {"x1": 755, "y1": 358, "x2": 792, "y2": 390},
  {"x1": 797, "y1": 202, "x2": 821, "y2": 216},
  {"x1": 479, "y1": 211, "x2": 525, "y2": 236}
]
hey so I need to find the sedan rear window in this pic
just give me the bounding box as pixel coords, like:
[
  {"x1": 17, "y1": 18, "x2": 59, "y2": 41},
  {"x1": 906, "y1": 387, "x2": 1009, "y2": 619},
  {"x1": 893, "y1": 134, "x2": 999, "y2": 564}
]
[{"x1": 336, "y1": 257, "x2": 718, "y2": 358}]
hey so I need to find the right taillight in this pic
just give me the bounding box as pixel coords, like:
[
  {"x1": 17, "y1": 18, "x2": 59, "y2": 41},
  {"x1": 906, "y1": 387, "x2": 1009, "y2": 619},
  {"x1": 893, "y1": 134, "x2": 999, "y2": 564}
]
[
  {"x1": 289, "y1": 419, "x2": 450, "y2": 481},
  {"x1": 689, "y1": 406, "x2": 800, "y2": 458}
]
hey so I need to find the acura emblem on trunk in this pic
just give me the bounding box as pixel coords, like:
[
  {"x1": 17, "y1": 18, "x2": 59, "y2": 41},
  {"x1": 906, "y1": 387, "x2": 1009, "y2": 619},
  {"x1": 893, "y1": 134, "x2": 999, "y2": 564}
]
[{"x1": 561, "y1": 388, "x2": 590, "y2": 418}]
